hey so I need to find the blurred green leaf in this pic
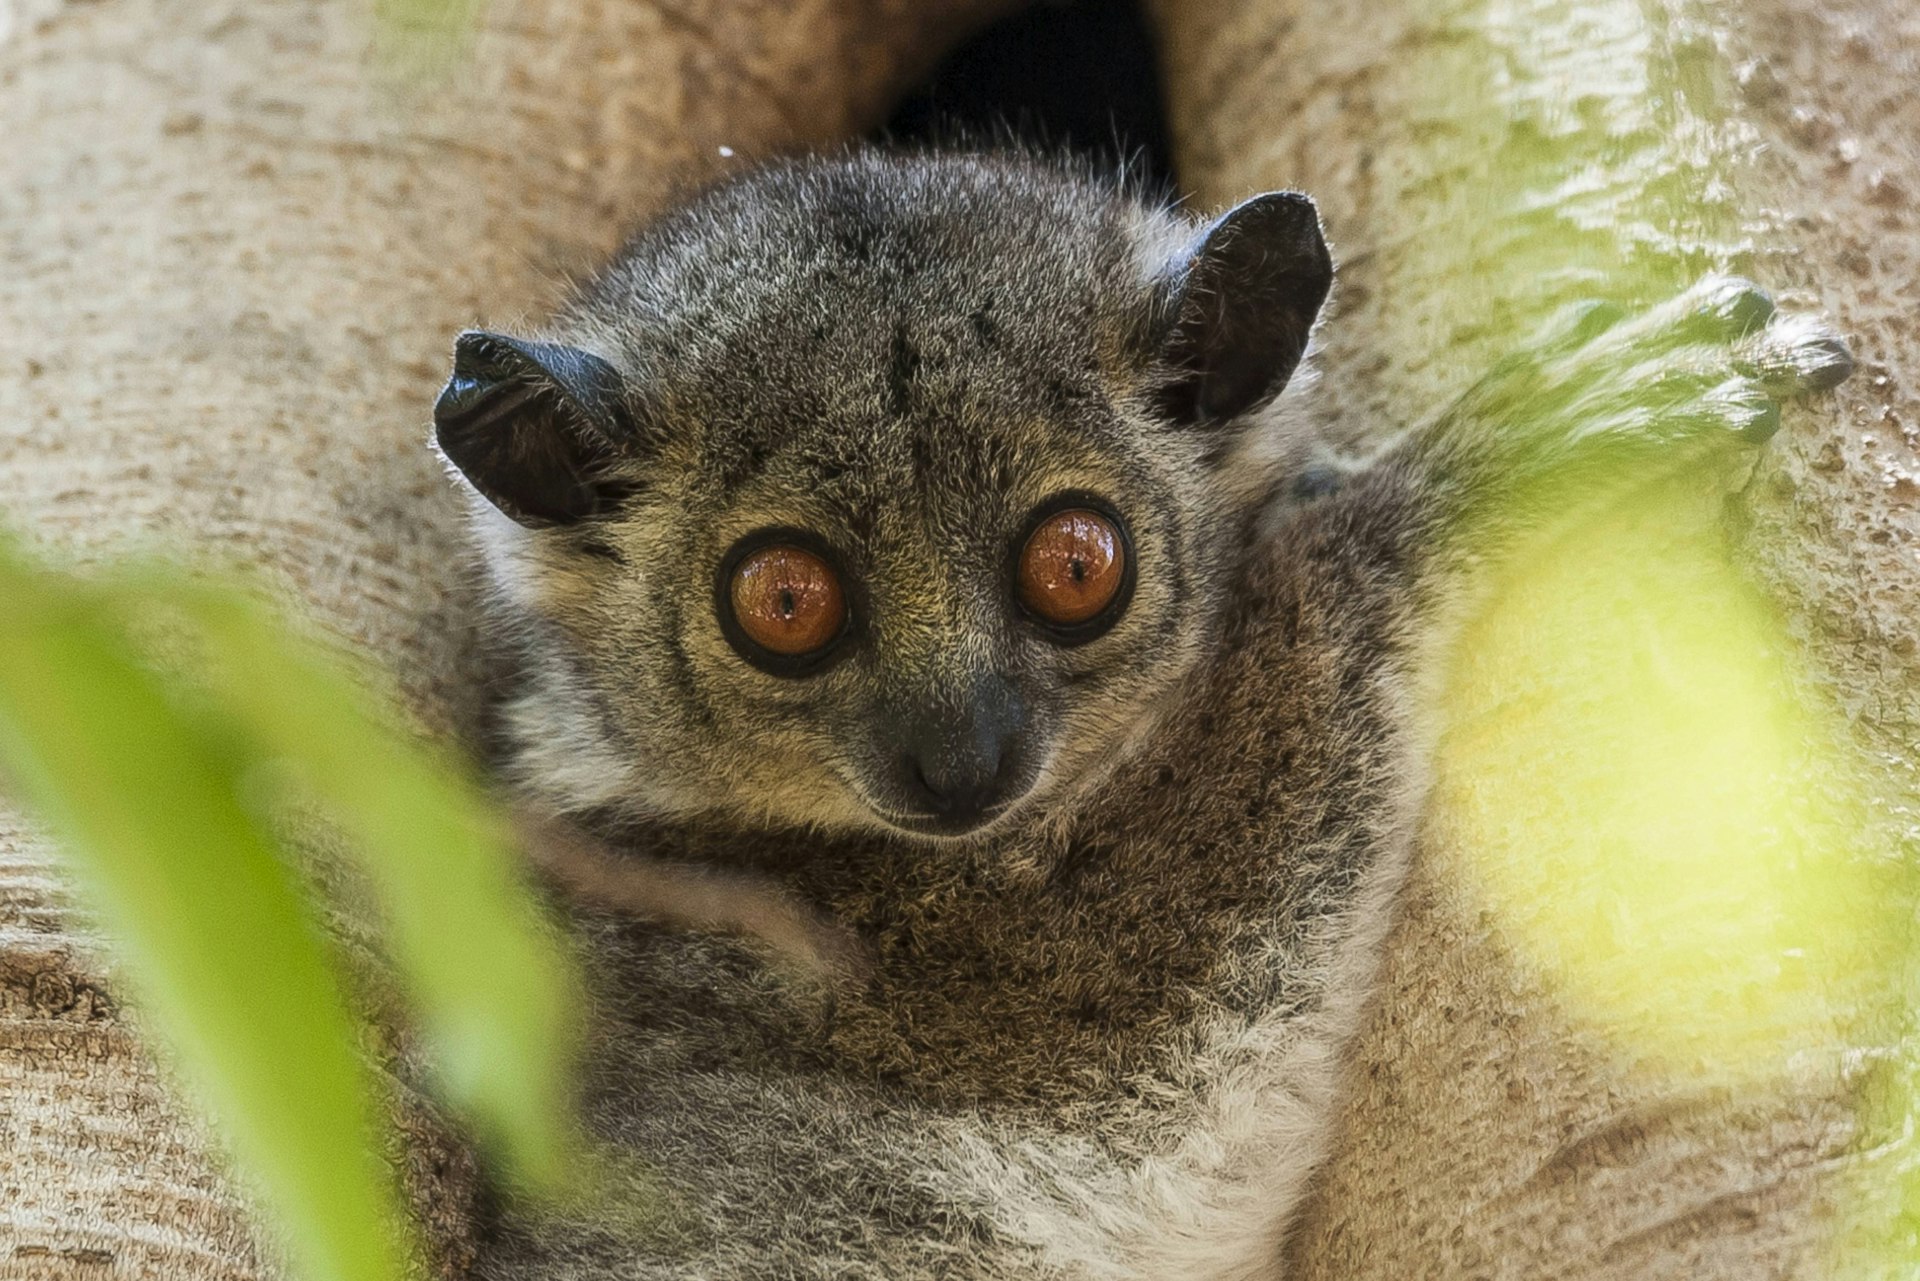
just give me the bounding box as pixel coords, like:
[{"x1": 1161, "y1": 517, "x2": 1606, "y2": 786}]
[
  {"x1": 162, "y1": 583, "x2": 580, "y2": 1191},
  {"x1": 0, "y1": 548, "x2": 412, "y2": 1281},
  {"x1": 1362, "y1": 0, "x2": 1918, "y2": 1271},
  {"x1": 0, "y1": 532, "x2": 585, "y2": 1279},
  {"x1": 369, "y1": 0, "x2": 488, "y2": 78}
]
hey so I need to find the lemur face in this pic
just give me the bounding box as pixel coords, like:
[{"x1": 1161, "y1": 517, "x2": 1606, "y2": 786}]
[{"x1": 435, "y1": 153, "x2": 1329, "y2": 842}]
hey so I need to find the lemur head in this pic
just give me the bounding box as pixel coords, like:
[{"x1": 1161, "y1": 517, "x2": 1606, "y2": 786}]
[{"x1": 436, "y1": 151, "x2": 1330, "y2": 843}]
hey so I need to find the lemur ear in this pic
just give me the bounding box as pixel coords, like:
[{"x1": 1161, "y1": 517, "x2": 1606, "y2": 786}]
[
  {"x1": 433, "y1": 331, "x2": 636, "y2": 528},
  {"x1": 1154, "y1": 191, "x2": 1332, "y2": 427}
]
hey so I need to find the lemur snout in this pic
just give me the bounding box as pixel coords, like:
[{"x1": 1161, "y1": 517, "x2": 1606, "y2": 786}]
[{"x1": 888, "y1": 673, "x2": 1029, "y2": 834}]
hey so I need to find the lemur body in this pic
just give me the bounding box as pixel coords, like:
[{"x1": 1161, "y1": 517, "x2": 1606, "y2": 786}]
[{"x1": 432, "y1": 151, "x2": 1851, "y2": 1278}]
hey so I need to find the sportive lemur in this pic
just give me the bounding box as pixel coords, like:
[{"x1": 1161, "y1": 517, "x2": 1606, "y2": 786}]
[{"x1": 430, "y1": 146, "x2": 1851, "y2": 1278}]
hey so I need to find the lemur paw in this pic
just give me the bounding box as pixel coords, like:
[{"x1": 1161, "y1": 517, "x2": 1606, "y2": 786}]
[{"x1": 1461, "y1": 275, "x2": 1853, "y2": 458}]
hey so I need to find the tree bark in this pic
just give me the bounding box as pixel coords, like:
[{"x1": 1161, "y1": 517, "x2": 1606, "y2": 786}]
[
  {"x1": 1151, "y1": 0, "x2": 1920, "y2": 1276},
  {"x1": 0, "y1": 2, "x2": 1005, "y2": 1276}
]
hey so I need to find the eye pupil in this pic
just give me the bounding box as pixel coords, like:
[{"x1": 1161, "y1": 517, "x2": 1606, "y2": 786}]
[
  {"x1": 1017, "y1": 507, "x2": 1127, "y2": 634},
  {"x1": 778, "y1": 588, "x2": 795, "y2": 617}
]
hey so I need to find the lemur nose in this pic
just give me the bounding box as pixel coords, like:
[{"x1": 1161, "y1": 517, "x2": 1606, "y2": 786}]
[
  {"x1": 895, "y1": 674, "x2": 1026, "y2": 829},
  {"x1": 905, "y1": 742, "x2": 1007, "y2": 819}
]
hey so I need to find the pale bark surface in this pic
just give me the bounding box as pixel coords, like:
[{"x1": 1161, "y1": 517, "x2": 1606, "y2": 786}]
[
  {"x1": 0, "y1": 1, "x2": 1005, "y2": 1276},
  {"x1": 1152, "y1": 0, "x2": 1920, "y2": 1276}
]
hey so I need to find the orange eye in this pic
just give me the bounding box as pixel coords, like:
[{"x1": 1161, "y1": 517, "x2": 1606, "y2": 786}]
[
  {"x1": 1017, "y1": 507, "x2": 1128, "y2": 631},
  {"x1": 728, "y1": 544, "x2": 846, "y2": 658}
]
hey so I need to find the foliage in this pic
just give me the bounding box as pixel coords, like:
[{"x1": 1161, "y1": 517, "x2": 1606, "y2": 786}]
[
  {"x1": 1379, "y1": 0, "x2": 1919, "y2": 1271},
  {"x1": 0, "y1": 535, "x2": 579, "y2": 1281}
]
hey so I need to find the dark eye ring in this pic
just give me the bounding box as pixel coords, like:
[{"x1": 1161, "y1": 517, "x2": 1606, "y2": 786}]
[
  {"x1": 1013, "y1": 495, "x2": 1135, "y2": 645},
  {"x1": 715, "y1": 529, "x2": 853, "y2": 676}
]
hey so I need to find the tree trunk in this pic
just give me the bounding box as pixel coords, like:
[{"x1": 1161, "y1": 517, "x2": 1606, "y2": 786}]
[
  {"x1": 0, "y1": 2, "x2": 1004, "y2": 1276},
  {"x1": 1151, "y1": 0, "x2": 1920, "y2": 1276}
]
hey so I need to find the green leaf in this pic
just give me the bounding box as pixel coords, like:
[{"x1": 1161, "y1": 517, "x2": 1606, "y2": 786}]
[
  {"x1": 163, "y1": 581, "x2": 581, "y2": 1191},
  {"x1": 0, "y1": 552, "x2": 412, "y2": 1281}
]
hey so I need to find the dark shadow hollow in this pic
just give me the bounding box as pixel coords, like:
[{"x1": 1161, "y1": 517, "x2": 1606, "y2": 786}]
[{"x1": 878, "y1": 0, "x2": 1182, "y2": 200}]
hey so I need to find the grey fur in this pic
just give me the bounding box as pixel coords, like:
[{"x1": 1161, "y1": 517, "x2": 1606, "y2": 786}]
[{"x1": 432, "y1": 150, "x2": 1851, "y2": 1279}]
